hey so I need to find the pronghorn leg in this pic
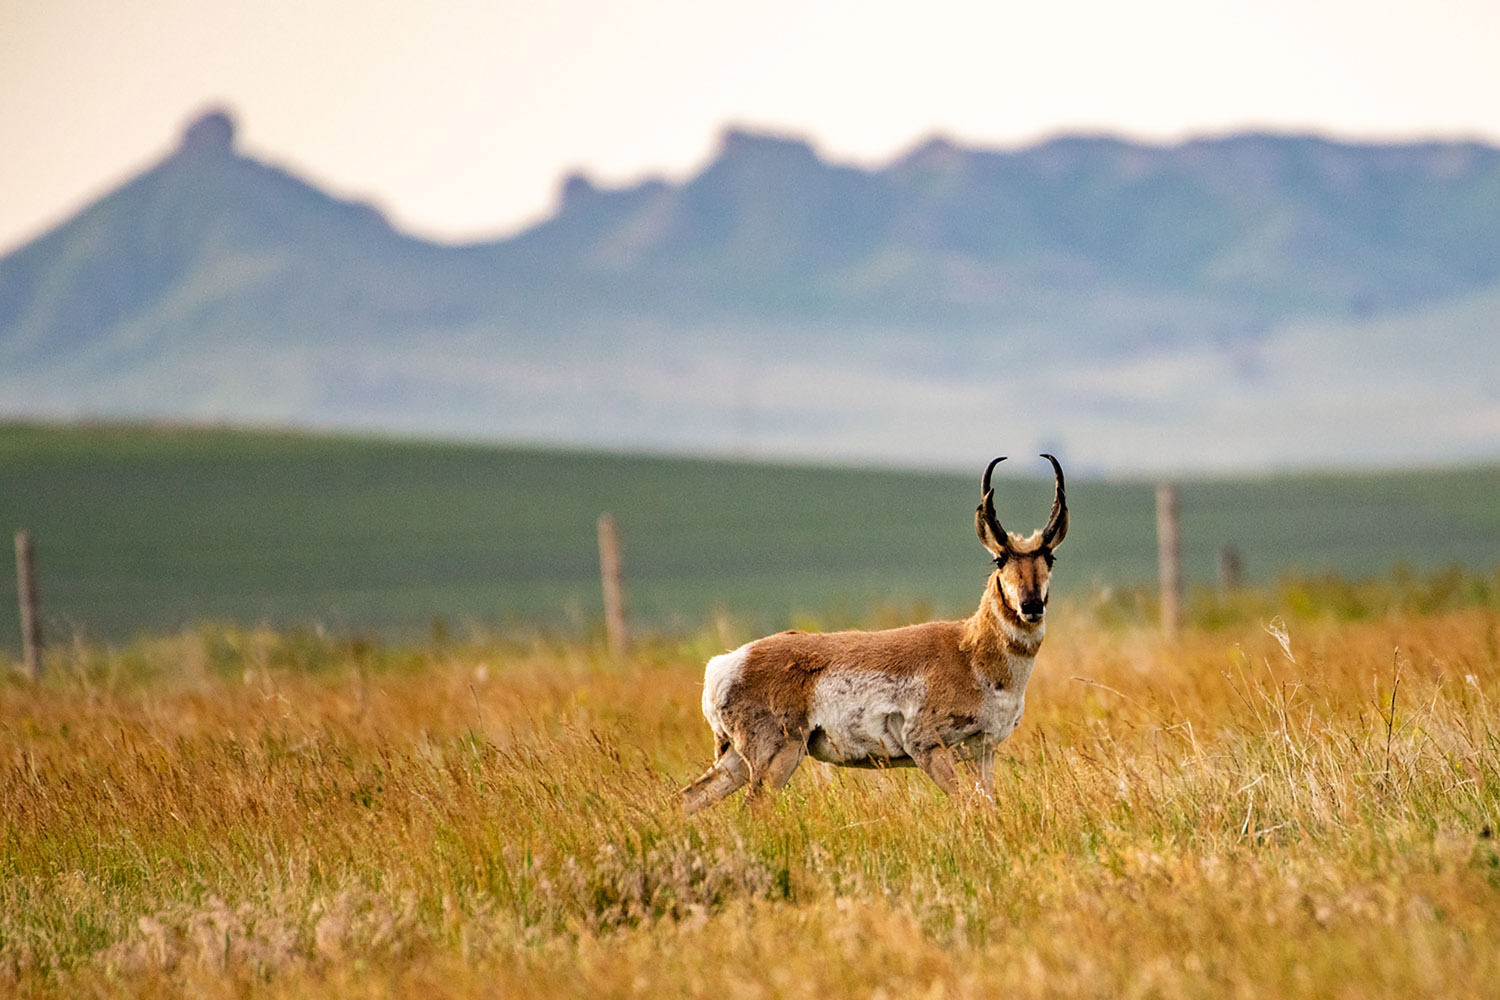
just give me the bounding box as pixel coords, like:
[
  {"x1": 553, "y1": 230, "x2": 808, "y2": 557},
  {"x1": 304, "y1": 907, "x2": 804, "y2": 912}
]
[
  {"x1": 975, "y1": 748, "x2": 998, "y2": 805},
  {"x1": 745, "y1": 738, "x2": 807, "y2": 806},
  {"x1": 681, "y1": 745, "x2": 750, "y2": 815},
  {"x1": 913, "y1": 744, "x2": 966, "y2": 797},
  {"x1": 916, "y1": 745, "x2": 996, "y2": 804}
]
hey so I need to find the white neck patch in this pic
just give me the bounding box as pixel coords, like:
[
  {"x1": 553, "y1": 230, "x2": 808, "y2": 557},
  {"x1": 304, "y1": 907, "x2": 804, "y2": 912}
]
[{"x1": 991, "y1": 597, "x2": 1043, "y2": 652}]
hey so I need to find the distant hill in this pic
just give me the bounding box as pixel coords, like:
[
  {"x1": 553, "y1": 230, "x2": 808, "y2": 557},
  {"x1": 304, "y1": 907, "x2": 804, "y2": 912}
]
[{"x1": 3, "y1": 110, "x2": 1498, "y2": 473}]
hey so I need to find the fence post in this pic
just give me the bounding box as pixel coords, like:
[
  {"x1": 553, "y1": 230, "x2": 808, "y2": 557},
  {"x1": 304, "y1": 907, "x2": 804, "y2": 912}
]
[
  {"x1": 1155, "y1": 485, "x2": 1181, "y2": 639},
  {"x1": 597, "y1": 513, "x2": 629, "y2": 658},
  {"x1": 1218, "y1": 544, "x2": 1243, "y2": 593},
  {"x1": 15, "y1": 530, "x2": 42, "y2": 681}
]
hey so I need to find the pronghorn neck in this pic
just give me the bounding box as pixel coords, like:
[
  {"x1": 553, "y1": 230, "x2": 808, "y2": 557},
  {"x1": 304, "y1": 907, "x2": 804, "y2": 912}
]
[{"x1": 961, "y1": 572, "x2": 1044, "y2": 683}]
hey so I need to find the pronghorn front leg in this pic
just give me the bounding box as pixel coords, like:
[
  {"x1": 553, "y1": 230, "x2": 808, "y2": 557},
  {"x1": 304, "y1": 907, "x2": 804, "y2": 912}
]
[
  {"x1": 913, "y1": 743, "x2": 966, "y2": 797},
  {"x1": 915, "y1": 742, "x2": 997, "y2": 804},
  {"x1": 975, "y1": 747, "x2": 997, "y2": 804}
]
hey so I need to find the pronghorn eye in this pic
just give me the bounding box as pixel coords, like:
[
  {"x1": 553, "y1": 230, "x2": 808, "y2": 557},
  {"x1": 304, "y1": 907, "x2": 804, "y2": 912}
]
[{"x1": 1042, "y1": 552, "x2": 1056, "y2": 569}]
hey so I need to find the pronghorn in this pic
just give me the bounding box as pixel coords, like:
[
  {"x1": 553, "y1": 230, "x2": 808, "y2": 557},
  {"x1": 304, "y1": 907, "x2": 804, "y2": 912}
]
[{"x1": 682, "y1": 454, "x2": 1068, "y2": 813}]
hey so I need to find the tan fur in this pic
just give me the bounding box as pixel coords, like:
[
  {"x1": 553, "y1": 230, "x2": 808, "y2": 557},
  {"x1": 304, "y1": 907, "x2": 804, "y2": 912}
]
[{"x1": 681, "y1": 455, "x2": 1069, "y2": 814}]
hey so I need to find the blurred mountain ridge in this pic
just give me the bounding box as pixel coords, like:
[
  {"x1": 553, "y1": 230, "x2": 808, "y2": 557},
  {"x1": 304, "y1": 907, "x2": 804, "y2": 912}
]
[{"x1": 2, "y1": 109, "x2": 1498, "y2": 473}]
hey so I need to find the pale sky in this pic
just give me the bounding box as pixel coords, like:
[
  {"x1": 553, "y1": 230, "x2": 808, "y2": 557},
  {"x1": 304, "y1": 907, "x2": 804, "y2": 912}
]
[{"x1": 3, "y1": 0, "x2": 1499, "y2": 255}]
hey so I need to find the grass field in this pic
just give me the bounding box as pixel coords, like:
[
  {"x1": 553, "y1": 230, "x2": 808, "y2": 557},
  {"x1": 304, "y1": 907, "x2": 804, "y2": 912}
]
[
  {"x1": 5, "y1": 424, "x2": 1500, "y2": 996},
  {"x1": 3, "y1": 423, "x2": 1499, "y2": 649},
  {"x1": 3, "y1": 600, "x2": 1499, "y2": 997}
]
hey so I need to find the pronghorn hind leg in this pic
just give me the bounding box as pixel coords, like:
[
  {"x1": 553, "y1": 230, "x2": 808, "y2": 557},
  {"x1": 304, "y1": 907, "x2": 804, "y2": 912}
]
[
  {"x1": 681, "y1": 745, "x2": 750, "y2": 815},
  {"x1": 745, "y1": 739, "x2": 807, "y2": 806}
]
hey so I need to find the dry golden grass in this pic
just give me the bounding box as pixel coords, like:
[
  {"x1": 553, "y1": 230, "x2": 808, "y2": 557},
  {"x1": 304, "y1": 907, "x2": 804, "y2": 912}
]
[{"x1": 4, "y1": 605, "x2": 1499, "y2": 998}]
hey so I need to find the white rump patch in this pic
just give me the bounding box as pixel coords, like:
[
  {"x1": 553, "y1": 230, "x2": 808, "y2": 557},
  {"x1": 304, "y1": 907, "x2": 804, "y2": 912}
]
[{"x1": 701, "y1": 643, "x2": 750, "y2": 734}]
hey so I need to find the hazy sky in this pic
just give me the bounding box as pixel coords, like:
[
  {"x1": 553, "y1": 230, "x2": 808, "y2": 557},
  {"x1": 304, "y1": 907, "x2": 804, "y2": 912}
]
[{"x1": 4, "y1": 0, "x2": 1499, "y2": 254}]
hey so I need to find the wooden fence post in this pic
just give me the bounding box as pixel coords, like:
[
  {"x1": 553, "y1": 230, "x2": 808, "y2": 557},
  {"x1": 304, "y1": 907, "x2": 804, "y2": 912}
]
[
  {"x1": 15, "y1": 530, "x2": 42, "y2": 681},
  {"x1": 1218, "y1": 544, "x2": 1243, "y2": 593},
  {"x1": 597, "y1": 513, "x2": 629, "y2": 658},
  {"x1": 1155, "y1": 485, "x2": 1181, "y2": 639}
]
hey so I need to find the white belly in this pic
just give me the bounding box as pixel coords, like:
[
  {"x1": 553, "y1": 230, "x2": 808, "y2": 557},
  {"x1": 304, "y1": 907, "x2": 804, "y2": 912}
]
[{"x1": 805, "y1": 670, "x2": 929, "y2": 764}]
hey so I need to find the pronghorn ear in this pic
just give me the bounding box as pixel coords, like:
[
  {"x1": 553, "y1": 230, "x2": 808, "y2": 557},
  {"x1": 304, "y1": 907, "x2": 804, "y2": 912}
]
[
  {"x1": 1043, "y1": 509, "x2": 1068, "y2": 550},
  {"x1": 975, "y1": 495, "x2": 1009, "y2": 558}
]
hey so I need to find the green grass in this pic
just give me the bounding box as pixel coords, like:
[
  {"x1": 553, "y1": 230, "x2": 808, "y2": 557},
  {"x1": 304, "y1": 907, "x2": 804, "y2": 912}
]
[{"x1": 2, "y1": 422, "x2": 1499, "y2": 647}]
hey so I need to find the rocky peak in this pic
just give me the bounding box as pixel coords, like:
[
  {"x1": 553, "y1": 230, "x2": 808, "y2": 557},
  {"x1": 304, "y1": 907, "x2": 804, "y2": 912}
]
[{"x1": 179, "y1": 108, "x2": 237, "y2": 157}]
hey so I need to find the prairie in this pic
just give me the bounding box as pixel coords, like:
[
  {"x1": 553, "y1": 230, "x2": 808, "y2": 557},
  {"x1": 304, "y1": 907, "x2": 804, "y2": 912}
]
[{"x1": 4, "y1": 598, "x2": 1499, "y2": 998}]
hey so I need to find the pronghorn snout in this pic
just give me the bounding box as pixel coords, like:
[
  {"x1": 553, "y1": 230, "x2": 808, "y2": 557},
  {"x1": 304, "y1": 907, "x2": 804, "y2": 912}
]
[{"x1": 1019, "y1": 598, "x2": 1046, "y2": 622}]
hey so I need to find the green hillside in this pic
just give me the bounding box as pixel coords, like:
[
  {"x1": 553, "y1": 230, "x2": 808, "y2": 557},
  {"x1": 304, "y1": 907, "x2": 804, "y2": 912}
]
[{"x1": 2, "y1": 423, "x2": 1498, "y2": 648}]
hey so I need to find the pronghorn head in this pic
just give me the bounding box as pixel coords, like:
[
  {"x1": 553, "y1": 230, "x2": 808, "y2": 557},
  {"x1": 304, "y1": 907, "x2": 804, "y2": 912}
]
[{"x1": 974, "y1": 454, "x2": 1069, "y2": 625}]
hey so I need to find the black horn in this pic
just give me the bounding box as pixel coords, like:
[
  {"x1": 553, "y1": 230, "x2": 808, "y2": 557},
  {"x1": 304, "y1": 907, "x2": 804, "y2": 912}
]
[
  {"x1": 976, "y1": 456, "x2": 1009, "y2": 552},
  {"x1": 981, "y1": 455, "x2": 1006, "y2": 499},
  {"x1": 1039, "y1": 453, "x2": 1069, "y2": 548}
]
